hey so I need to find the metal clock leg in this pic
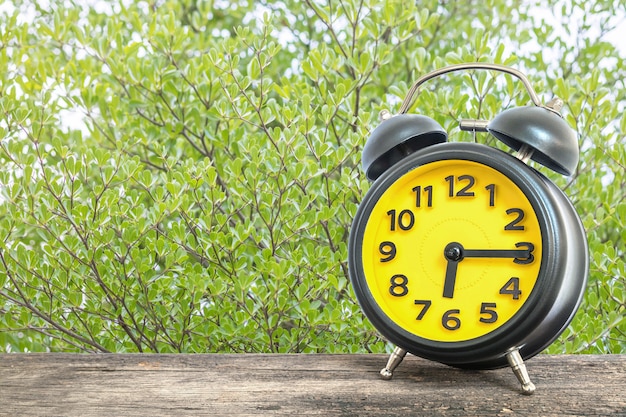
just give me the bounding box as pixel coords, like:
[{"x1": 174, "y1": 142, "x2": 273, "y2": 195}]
[
  {"x1": 506, "y1": 348, "x2": 536, "y2": 395},
  {"x1": 380, "y1": 346, "x2": 407, "y2": 380}
]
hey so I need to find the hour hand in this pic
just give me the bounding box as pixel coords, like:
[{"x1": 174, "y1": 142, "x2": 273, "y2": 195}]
[{"x1": 442, "y1": 243, "x2": 462, "y2": 298}]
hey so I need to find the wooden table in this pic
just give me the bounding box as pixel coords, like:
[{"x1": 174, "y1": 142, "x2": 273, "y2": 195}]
[{"x1": 1, "y1": 354, "x2": 624, "y2": 416}]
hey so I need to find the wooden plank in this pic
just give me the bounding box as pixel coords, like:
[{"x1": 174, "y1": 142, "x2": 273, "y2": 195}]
[{"x1": 0, "y1": 354, "x2": 624, "y2": 416}]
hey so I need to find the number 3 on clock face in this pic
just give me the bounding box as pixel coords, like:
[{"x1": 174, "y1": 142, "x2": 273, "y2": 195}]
[{"x1": 360, "y1": 159, "x2": 543, "y2": 342}]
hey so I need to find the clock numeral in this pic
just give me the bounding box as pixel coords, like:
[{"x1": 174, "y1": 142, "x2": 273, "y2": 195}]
[
  {"x1": 445, "y1": 175, "x2": 475, "y2": 197},
  {"x1": 442, "y1": 309, "x2": 461, "y2": 330},
  {"x1": 379, "y1": 241, "x2": 397, "y2": 262},
  {"x1": 485, "y1": 183, "x2": 496, "y2": 207},
  {"x1": 412, "y1": 185, "x2": 433, "y2": 208},
  {"x1": 500, "y1": 277, "x2": 522, "y2": 299},
  {"x1": 479, "y1": 302, "x2": 498, "y2": 323},
  {"x1": 389, "y1": 274, "x2": 409, "y2": 297},
  {"x1": 414, "y1": 299, "x2": 432, "y2": 320},
  {"x1": 514, "y1": 242, "x2": 535, "y2": 264},
  {"x1": 504, "y1": 208, "x2": 525, "y2": 231},
  {"x1": 387, "y1": 209, "x2": 415, "y2": 231}
]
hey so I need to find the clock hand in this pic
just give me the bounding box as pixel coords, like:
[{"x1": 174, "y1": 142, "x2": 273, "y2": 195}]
[
  {"x1": 463, "y1": 242, "x2": 535, "y2": 264},
  {"x1": 442, "y1": 243, "x2": 462, "y2": 298},
  {"x1": 444, "y1": 242, "x2": 533, "y2": 261},
  {"x1": 463, "y1": 248, "x2": 529, "y2": 258}
]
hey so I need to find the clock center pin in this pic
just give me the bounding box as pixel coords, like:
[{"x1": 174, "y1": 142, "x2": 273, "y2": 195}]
[{"x1": 444, "y1": 242, "x2": 464, "y2": 262}]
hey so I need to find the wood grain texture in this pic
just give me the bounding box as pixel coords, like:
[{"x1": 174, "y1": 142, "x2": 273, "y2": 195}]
[{"x1": 1, "y1": 354, "x2": 624, "y2": 416}]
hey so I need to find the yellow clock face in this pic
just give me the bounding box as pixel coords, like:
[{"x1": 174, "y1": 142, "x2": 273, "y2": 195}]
[{"x1": 361, "y1": 159, "x2": 543, "y2": 342}]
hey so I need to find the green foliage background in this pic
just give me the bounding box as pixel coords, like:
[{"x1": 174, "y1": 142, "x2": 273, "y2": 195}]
[{"x1": 0, "y1": 0, "x2": 624, "y2": 353}]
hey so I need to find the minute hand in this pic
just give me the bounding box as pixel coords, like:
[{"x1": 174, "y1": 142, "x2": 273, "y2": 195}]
[
  {"x1": 464, "y1": 242, "x2": 535, "y2": 264},
  {"x1": 463, "y1": 249, "x2": 528, "y2": 258}
]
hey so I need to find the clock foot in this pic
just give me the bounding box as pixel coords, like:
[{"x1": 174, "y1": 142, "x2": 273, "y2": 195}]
[
  {"x1": 380, "y1": 346, "x2": 407, "y2": 380},
  {"x1": 506, "y1": 348, "x2": 536, "y2": 395}
]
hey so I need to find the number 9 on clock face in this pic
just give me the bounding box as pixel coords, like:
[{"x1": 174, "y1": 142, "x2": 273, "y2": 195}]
[{"x1": 360, "y1": 158, "x2": 543, "y2": 343}]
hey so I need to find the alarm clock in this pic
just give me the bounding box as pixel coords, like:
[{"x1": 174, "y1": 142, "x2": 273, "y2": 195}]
[{"x1": 348, "y1": 63, "x2": 588, "y2": 394}]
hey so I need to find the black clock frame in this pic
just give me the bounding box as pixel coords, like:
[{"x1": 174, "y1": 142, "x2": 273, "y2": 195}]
[{"x1": 349, "y1": 142, "x2": 588, "y2": 369}]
